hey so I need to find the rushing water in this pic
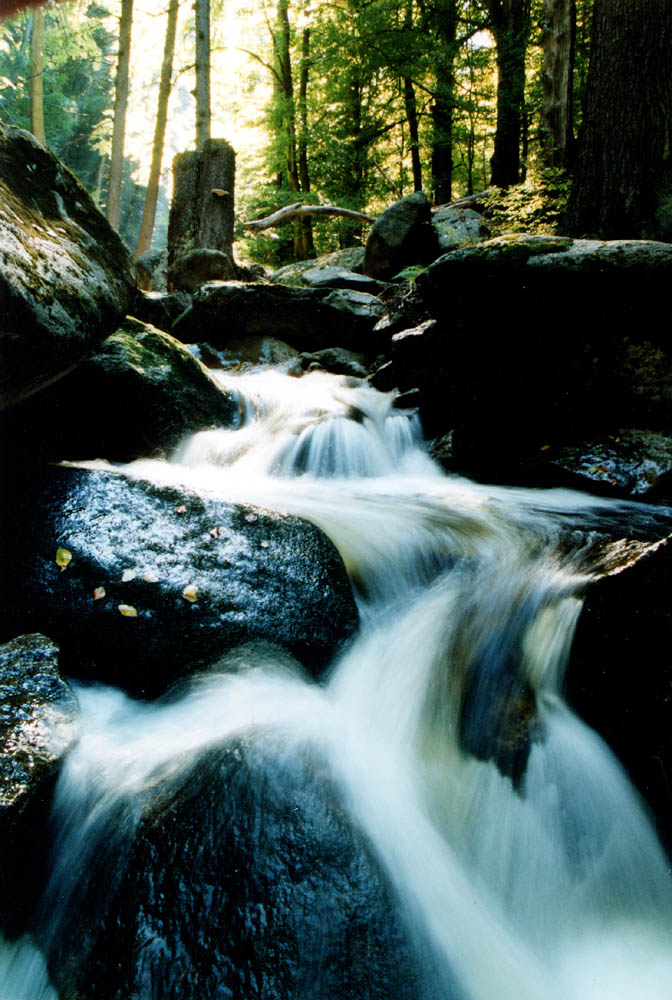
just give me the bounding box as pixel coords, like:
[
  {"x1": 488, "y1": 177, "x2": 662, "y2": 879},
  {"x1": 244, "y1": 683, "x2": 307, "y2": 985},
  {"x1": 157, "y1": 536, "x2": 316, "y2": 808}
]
[{"x1": 2, "y1": 368, "x2": 672, "y2": 999}]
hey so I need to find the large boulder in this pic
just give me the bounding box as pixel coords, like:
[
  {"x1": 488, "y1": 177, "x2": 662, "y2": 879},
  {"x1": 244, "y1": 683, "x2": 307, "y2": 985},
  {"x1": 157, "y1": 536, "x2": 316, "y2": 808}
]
[
  {"x1": 0, "y1": 124, "x2": 135, "y2": 410},
  {"x1": 271, "y1": 247, "x2": 366, "y2": 286},
  {"x1": 173, "y1": 281, "x2": 385, "y2": 354},
  {"x1": 363, "y1": 192, "x2": 440, "y2": 281},
  {"x1": 567, "y1": 538, "x2": 672, "y2": 854},
  {"x1": 2, "y1": 318, "x2": 240, "y2": 463},
  {"x1": 130, "y1": 289, "x2": 192, "y2": 332},
  {"x1": 299, "y1": 265, "x2": 387, "y2": 295},
  {"x1": 0, "y1": 466, "x2": 359, "y2": 696},
  {"x1": 0, "y1": 634, "x2": 79, "y2": 934},
  {"x1": 379, "y1": 236, "x2": 672, "y2": 472},
  {"x1": 431, "y1": 205, "x2": 490, "y2": 252},
  {"x1": 45, "y1": 732, "x2": 446, "y2": 1000},
  {"x1": 169, "y1": 247, "x2": 236, "y2": 292}
]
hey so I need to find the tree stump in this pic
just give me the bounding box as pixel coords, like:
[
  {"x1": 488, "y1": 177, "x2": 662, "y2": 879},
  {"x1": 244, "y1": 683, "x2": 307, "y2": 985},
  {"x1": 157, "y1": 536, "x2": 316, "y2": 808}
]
[{"x1": 167, "y1": 139, "x2": 235, "y2": 290}]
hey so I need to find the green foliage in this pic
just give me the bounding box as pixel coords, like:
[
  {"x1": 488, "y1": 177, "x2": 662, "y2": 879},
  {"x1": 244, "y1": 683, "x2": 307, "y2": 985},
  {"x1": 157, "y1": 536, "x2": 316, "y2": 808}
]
[{"x1": 482, "y1": 169, "x2": 572, "y2": 235}]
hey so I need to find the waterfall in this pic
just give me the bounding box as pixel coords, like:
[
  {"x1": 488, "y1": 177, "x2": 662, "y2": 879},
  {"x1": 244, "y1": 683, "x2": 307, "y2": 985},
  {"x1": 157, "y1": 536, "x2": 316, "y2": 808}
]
[{"x1": 2, "y1": 369, "x2": 671, "y2": 999}]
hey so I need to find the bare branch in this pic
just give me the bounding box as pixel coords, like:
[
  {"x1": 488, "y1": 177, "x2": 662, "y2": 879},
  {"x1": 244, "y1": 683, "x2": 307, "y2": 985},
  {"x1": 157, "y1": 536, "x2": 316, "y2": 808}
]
[{"x1": 244, "y1": 202, "x2": 376, "y2": 231}]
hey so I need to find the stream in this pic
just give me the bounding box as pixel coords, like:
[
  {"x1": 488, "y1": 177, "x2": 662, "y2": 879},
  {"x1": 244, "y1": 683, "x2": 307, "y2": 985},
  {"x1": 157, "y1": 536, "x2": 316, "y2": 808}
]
[{"x1": 1, "y1": 368, "x2": 671, "y2": 999}]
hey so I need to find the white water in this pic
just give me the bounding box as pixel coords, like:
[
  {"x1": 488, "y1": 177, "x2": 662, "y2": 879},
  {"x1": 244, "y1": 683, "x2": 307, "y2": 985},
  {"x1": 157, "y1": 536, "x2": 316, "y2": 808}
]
[{"x1": 2, "y1": 369, "x2": 671, "y2": 999}]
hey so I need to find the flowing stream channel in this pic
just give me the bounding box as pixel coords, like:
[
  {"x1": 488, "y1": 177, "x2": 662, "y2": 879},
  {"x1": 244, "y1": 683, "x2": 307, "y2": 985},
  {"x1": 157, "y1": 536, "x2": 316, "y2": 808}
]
[{"x1": 2, "y1": 368, "x2": 672, "y2": 998}]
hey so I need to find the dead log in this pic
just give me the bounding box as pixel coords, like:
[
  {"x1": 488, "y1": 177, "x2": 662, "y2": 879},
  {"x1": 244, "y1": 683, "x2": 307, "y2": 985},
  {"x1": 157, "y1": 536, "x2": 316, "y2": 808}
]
[{"x1": 244, "y1": 202, "x2": 376, "y2": 232}]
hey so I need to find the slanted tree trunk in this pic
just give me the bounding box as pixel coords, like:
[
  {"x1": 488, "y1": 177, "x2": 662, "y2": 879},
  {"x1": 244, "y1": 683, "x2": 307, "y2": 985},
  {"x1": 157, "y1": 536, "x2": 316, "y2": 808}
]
[
  {"x1": 539, "y1": 0, "x2": 575, "y2": 169},
  {"x1": 564, "y1": 0, "x2": 672, "y2": 239},
  {"x1": 195, "y1": 0, "x2": 211, "y2": 150},
  {"x1": 107, "y1": 0, "x2": 134, "y2": 229},
  {"x1": 430, "y1": 0, "x2": 458, "y2": 203},
  {"x1": 135, "y1": 0, "x2": 179, "y2": 258},
  {"x1": 29, "y1": 5, "x2": 45, "y2": 144},
  {"x1": 486, "y1": 0, "x2": 531, "y2": 187}
]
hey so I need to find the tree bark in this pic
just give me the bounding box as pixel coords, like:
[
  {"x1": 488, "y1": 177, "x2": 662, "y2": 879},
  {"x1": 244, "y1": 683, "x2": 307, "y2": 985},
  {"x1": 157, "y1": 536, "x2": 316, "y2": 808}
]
[
  {"x1": 29, "y1": 5, "x2": 45, "y2": 145},
  {"x1": 167, "y1": 140, "x2": 235, "y2": 277},
  {"x1": 134, "y1": 0, "x2": 179, "y2": 258},
  {"x1": 296, "y1": 22, "x2": 314, "y2": 258},
  {"x1": 107, "y1": 0, "x2": 134, "y2": 230},
  {"x1": 539, "y1": 0, "x2": 575, "y2": 169},
  {"x1": 486, "y1": 0, "x2": 531, "y2": 187},
  {"x1": 430, "y1": 0, "x2": 458, "y2": 204},
  {"x1": 195, "y1": 0, "x2": 211, "y2": 150},
  {"x1": 564, "y1": 0, "x2": 672, "y2": 238}
]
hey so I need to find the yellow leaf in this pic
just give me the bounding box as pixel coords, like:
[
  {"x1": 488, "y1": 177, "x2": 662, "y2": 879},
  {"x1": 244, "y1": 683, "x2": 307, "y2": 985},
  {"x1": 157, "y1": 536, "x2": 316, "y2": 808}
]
[
  {"x1": 56, "y1": 547, "x2": 72, "y2": 570},
  {"x1": 182, "y1": 583, "x2": 198, "y2": 603},
  {"x1": 93, "y1": 586, "x2": 106, "y2": 601},
  {"x1": 118, "y1": 604, "x2": 138, "y2": 617}
]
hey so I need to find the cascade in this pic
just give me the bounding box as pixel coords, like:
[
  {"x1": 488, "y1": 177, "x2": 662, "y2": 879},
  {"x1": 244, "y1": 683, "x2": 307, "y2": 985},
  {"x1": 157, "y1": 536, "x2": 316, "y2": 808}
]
[{"x1": 1, "y1": 368, "x2": 671, "y2": 999}]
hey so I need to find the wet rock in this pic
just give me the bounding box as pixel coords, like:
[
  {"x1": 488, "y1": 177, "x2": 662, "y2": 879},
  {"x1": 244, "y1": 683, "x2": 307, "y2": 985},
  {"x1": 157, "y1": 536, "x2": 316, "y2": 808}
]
[
  {"x1": 169, "y1": 248, "x2": 236, "y2": 292},
  {"x1": 300, "y1": 265, "x2": 387, "y2": 294},
  {"x1": 47, "y1": 733, "x2": 446, "y2": 1000},
  {"x1": 0, "y1": 465, "x2": 359, "y2": 696},
  {"x1": 0, "y1": 124, "x2": 135, "y2": 410},
  {"x1": 567, "y1": 537, "x2": 672, "y2": 854},
  {"x1": 298, "y1": 347, "x2": 369, "y2": 378},
  {"x1": 173, "y1": 281, "x2": 385, "y2": 354},
  {"x1": 0, "y1": 634, "x2": 79, "y2": 934},
  {"x1": 2, "y1": 318, "x2": 239, "y2": 463},
  {"x1": 189, "y1": 335, "x2": 299, "y2": 371},
  {"x1": 432, "y1": 206, "x2": 490, "y2": 252},
  {"x1": 135, "y1": 249, "x2": 168, "y2": 292},
  {"x1": 130, "y1": 289, "x2": 192, "y2": 332},
  {"x1": 271, "y1": 247, "x2": 365, "y2": 286},
  {"x1": 539, "y1": 430, "x2": 672, "y2": 500},
  {"x1": 363, "y1": 192, "x2": 440, "y2": 281}
]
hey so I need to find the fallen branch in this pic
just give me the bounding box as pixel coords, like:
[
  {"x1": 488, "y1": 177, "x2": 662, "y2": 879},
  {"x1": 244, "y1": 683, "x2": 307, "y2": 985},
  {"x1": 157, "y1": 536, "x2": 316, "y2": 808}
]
[
  {"x1": 244, "y1": 202, "x2": 376, "y2": 231},
  {"x1": 433, "y1": 189, "x2": 493, "y2": 212}
]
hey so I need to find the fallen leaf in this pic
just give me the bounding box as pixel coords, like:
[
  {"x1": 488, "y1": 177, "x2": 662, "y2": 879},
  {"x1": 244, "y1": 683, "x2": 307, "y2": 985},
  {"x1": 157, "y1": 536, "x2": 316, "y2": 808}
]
[
  {"x1": 539, "y1": 444, "x2": 551, "y2": 452},
  {"x1": 142, "y1": 571, "x2": 159, "y2": 583},
  {"x1": 209, "y1": 527, "x2": 221, "y2": 538},
  {"x1": 118, "y1": 604, "x2": 138, "y2": 617},
  {"x1": 121, "y1": 569, "x2": 137, "y2": 582},
  {"x1": 176, "y1": 505, "x2": 187, "y2": 515},
  {"x1": 245, "y1": 513, "x2": 257, "y2": 523},
  {"x1": 56, "y1": 547, "x2": 72, "y2": 570},
  {"x1": 260, "y1": 540, "x2": 269, "y2": 548},
  {"x1": 93, "y1": 587, "x2": 106, "y2": 601},
  {"x1": 182, "y1": 583, "x2": 198, "y2": 603}
]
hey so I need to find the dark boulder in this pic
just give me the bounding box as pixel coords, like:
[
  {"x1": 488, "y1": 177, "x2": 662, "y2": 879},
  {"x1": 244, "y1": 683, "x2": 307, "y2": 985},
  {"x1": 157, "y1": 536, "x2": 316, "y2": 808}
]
[
  {"x1": 0, "y1": 465, "x2": 359, "y2": 696},
  {"x1": 173, "y1": 281, "x2": 384, "y2": 354},
  {"x1": 189, "y1": 335, "x2": 299, "y2": 371},
  {"x1": 567, "y1": 538, "x2": 672, "y2": 854},
  {"x1": 0, "y1": 124, "x2": 135, "y2": 410},
  {"x1": 46, "y1": 732, "x2": 448, "y2": 1000},
  {"x1": 131, "y1": 289, "x2": 191, "y2": 332},
  {"x1": 363, "y1": 192, "x2": 440, "y2": 281},
  {"x1": 432, "y1": 205, "x2": 490, "y2": 253},
  {"x1": 135, "y1": 249, "x2": 168, "y2": 292},
  {"x1": 2, "y1": 318, "x2": 240, "y2": 463},
  {"x1": 0, "y1": 634, "x2": 79, "y2": 935},
  {"x1": 298, "y1": 346, "x2": 369, "y2": 378},
  {"x1": 377, "y1": 236, "x2": 672, "y2": 473},
  {"x1": 169, "y1": 248, "x2": 236, "y2": 292}
]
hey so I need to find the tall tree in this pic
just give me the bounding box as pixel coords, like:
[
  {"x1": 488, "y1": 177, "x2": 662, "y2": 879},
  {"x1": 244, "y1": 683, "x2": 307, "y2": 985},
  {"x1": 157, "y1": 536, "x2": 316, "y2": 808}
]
[
  {"x1": 485, "y1": 0, "x2": 531, "y2": 186},
  {"x1": 430, "y1": 0, "x2": 458, "y2": 202},
  {"x1": 195, "y1": 0, "x2": 211, "y2": 149},
  {"x1": 107, "y1": 0, "x2": 134, "y2": 230},
  {"x1": 539, "y1": 0, "x2": 575, "y2": 169},
  {"x1": 135, "y1": 0, "x2": 179, "y2": 257},
  {"x1": 564, "y1": 0, "x2": 672, "y2": 238},
  {"x1": 29, "y1": 4, "x2": 45, "y2": 143}
]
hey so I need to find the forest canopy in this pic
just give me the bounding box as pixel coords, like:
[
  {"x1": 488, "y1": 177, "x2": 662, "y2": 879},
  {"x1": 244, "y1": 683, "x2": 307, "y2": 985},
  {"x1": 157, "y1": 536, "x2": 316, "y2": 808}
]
[{"x1": 0, "y1": 0, "x2": 669, "y2": 263}]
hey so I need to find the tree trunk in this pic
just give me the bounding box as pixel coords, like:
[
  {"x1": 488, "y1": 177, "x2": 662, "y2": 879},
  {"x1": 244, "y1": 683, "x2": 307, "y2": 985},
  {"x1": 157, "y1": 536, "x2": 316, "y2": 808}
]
[
  {"x1": 295, "y1": 20, "x2": 314, "y2": 258},
  {"x1": 29, "y1": 5, "x2": 45, "y2": 145},
  {"x1": 539, "y1": 0, "x2": 575, "y2": 169},
  {"x1": 167, "y1": 140, "x2": 235, "y2": 277},
  {"x1": 430, "y1": 0, "x2": 458, "y2": 204},
  {"x1": 135, "y1": 0, "x2": 179, "y2": 258},
  {"x1": 487, "y1": 0, "x2": 531, "y2": 187},
  {"x1": 107, "y1": 0, "x2": 134, "y2": 230},
  {"x1": 195, "y1": 0, "x2": 211, "y2": 151},
  {"x1": 564, "y1": 0, "x2": 672, "y2": 239},
  {"x1": 403, "y1": 77, "x2": 422, "y2": 192}
]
